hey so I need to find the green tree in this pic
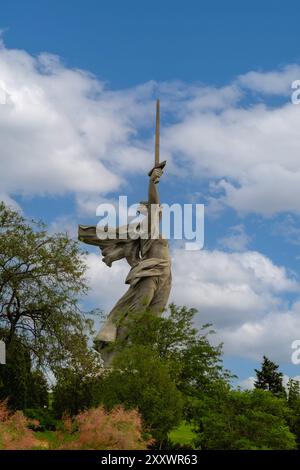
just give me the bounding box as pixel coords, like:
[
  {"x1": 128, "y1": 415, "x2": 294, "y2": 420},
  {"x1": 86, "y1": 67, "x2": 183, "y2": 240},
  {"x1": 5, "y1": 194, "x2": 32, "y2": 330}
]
[
  {"x1": 0, "y1": 202, "x2": 90, "y2": 370},
  {"x1": 52, "y1": 333, "x2": 102, "y2": 417},
  {"x1": 28, "y1": 370, "x2": 48, "y2": 408},
  {"x1": 100, "y1": 345, "x2": 183, "y2": 445},
  {"x1": 194, "y1": 387, "x2": 296, "y2": 450},
  {"x1": 0, "y1": 333, "x2": 48, "y2": 409},
  {"x1": 287, "y1": 378, "x2": 300, "y2": 448},
  {"x1": 52, "y1": 368, "x2": 100, "y2": 418},
  {"x1": 116, "y1": 305, "x2": 231, "y2": 398},
  {"x1": 98, "y1": 305, "x2": 230, "y2": 446},
  {"x1": 254, "y1": 356, "x2": 285, "y2": 397},
  {"x1": 0, "y1": 335, "x2": 32, "y2": 409},
  {"x1": 287, "y1": 378, "x2": 300, "y2": 407}
]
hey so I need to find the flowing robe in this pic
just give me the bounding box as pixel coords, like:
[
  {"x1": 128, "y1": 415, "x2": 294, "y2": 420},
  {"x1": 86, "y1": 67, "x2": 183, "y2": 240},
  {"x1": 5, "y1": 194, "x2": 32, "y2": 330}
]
[{"x1": 78, "y1": 223, "x2": 171, "y2": 344}]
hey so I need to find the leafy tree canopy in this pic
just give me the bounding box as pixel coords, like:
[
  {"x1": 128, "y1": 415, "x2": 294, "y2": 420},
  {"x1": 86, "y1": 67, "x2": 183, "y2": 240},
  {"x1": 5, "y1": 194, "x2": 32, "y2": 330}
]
[
  {"x1": 194, "y1": 387, "x2": 296, "y2": 450},
  {"x1": 0, "y1": 202, "x2": 92, "y2": 370},
  {"x1": 254, "y1": 356, "x2": 285, "y2": 397}
]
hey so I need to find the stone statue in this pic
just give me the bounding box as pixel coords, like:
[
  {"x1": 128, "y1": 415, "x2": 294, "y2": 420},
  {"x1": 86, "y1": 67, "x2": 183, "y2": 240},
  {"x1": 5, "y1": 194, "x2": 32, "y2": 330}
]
[{"x1": 78, "y1": 100, "x2": 171, "y2": 366}]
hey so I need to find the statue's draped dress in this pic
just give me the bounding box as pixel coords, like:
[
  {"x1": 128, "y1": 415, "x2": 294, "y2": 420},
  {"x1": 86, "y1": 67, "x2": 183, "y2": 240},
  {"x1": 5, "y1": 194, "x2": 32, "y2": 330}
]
[{"x1": 78, "y1": 218, "x2": 171, "y2": 344}]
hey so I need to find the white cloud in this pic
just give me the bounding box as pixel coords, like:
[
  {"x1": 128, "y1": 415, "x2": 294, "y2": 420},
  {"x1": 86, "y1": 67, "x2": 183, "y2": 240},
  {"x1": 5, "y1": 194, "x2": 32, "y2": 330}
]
[
  {"x1": 171, "y1": 250, "x2": 297, "y2": 326},
  {"x1": 164, "y1": 102, "x2": 300, "y2": 215},
  {"x1": 0, "y1": 45, "x2": 157, "y2": 205},
  {"x1": 84, "y1": 246, "x2": 299, "y2": 362},
  {"x1": 272, "y1": 215, "x2": 300, "y2": 246},
  {"x1": 170, "y1": 248, "x2": 300, "y2": 362},
  {"x1": 85, "y1": 252, "x2": 128, "y2": 312},
  {"x1": 237, "y1": 64, "x2": 300, "y2": 95},
  {"x1": 219, "y1": 306, "x2": 300, "y2": 362},
  {"x1": 238, "y1": 376, "x2": 255, "y2": 390},
  {"x1": 1, "y1": 43, "x2": 300, "y2": 216},
  {"x1": 218, "y1": 224, "x2": 251, "y2": 252},
  {"x1": 2, "y1": 42, "x2": 300, "y2": 363},
  {"x1": 48, "y1": 215, "x2": 78, "y2": 237}
]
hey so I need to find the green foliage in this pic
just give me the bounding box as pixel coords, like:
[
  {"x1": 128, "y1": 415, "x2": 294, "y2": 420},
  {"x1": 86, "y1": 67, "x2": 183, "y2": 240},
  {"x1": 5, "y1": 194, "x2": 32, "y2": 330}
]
[
  {"x1": 1, "y1": 203, "x2": 297, "y2": 451},
  {"x1": 254, "y1": 356, "x2": 286, "y2": 397},
  {"x1": 116, "y1": 304, "x2": 231, "y2": 396},
  {"x1": 287, "y1": 378, "x2": 300, "y2": 407},
  {"x1": 52, "y1": 333, "x2": 103, "y2": 417},
  {"x1": 28, "y1": 371, "x2": 48, "y2": 408},
  {"x1": 1, "y1": 401, "x2": 149, "y2": 450},
  {"x1": 0, "y1": 335, "x2": 31, "y2": 409},
  {"x1": 100, "y1": 345, "x2": 183, "y2": 444},
  {"x1": 23, "y1": 408, "x2": 58, "y2": 431},
  {"x1": 0, "y1": 400, "x2": 41, "y2": 450},
  {"x1": 51, "y1": 305, "x2": 228, "y2": 445},
  {"x1": 287, "y1": 379, "x2": 300, "y2": 448},
  {"x1": 194, "y1": 387, "x2": 296, "y2": 450},
  {"x1": 0, "y1": 334, "x2": 48, "y2": 409},
  {"x1": 52, "y1": 368, "x2": 102, "y2": 418},
  {"x1": 168, "y1": 422, "x2": 197, "y2": 448},
  {"x1": 0, "y1": 202, "x2": 90, "y2": 370},
  {"x1": 97, "y1": 305, "x2": 231, "y2": 445}
]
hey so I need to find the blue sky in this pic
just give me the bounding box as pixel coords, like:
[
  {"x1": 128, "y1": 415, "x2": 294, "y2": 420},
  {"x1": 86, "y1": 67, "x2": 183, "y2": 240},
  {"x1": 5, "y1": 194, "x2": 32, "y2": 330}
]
[
  {"x1": 2, "y1": 0, "x2": 300, "y2": 87},
  {"x1": 2, "y1": 0, "x2": 300, "y2": 385}
]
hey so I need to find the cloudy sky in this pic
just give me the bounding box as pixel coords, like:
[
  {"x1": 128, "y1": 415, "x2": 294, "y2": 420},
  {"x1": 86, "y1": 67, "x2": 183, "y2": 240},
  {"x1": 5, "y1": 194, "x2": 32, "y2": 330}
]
[{"x1": 2, "y1": 0, "x2": 300, "y2": 384}]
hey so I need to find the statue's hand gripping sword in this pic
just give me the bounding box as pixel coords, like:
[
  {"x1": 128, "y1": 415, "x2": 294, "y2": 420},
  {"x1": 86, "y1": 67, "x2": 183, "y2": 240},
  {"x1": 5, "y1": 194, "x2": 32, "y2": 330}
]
[{"x1": 148, "y1": 99, "x2": 166, "y2": 183}]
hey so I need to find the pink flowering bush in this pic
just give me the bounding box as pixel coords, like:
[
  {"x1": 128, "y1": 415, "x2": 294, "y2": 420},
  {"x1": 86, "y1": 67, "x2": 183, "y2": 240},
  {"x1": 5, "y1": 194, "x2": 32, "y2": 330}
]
[
  {"x1": 0, "y1": 400, "x2": 151, "y2": 450},
  {"x1": 58, "y1": 405, "x2": 152, "y2": 450},
  {"x1": 0, "y1": 400, "x2": 41, "y2": 450}
]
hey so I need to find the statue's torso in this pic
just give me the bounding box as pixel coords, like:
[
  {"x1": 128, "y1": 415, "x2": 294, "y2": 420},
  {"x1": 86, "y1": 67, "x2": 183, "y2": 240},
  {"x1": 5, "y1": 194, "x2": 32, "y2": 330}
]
[{"x1": 141, "y1": 237, "x2": 170, "y2": 262}]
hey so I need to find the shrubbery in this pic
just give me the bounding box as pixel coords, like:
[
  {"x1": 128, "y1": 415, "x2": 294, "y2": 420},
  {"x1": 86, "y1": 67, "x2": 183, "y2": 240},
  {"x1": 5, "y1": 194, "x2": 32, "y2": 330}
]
[
  {"x1": 23, "y1": 408, "x2": 58, "y2": 431},
  {"x1": 0, "y1": 400, "x2": 149, "y2": 450},
  {"x1": 193, "y1": 386, "x2": 297, "y2": 450},
  {"x1": 0, "y1": 401, "x2": 41, "y2": 450},
  {"x1": 57, "y1": 406, "x2": 151, "y2": 450},
  {"x1": 100, "y1": 345, "x2": 184, "y2": 443}
]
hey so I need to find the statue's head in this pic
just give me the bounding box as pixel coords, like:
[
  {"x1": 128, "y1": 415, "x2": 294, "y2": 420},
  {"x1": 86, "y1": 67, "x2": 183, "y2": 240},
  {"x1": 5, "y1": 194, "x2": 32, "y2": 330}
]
[
  {"x1": 136, "y1": 201, "x2": 162, "y2": 216},
  {"x1": 137, "y1": 201, "x2": 149, "y2": 215}
]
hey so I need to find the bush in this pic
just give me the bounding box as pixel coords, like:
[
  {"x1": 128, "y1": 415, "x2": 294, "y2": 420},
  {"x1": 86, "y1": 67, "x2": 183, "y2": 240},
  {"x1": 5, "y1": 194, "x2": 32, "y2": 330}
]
[
  {"x1": 57, "y1": 405, "x2": 152, "y2": 450},
  {"x1": 0, "y1": 334, "x2": 49, "y2": 410},
  {"x1": 52, "y1": 368, "x2": 102, "y2": 418},
  {"x1": 100, "y1": 345, "x2": 184, "y2": 444},
  {"x1": 23, "y1": 408, "x2": 58, "y2": 431},
  {"x1": 0, "y1": 400, "x2": 41, "y2": 450},
  {"x1": 194, "y1": 388, "x2": 297, "y2": 450}
]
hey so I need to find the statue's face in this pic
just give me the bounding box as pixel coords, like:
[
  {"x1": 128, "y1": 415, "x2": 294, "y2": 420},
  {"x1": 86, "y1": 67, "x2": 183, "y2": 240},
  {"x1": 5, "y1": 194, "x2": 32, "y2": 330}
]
[{"x1": 136, "y1": 203, "x2": 148, "y2": 216}]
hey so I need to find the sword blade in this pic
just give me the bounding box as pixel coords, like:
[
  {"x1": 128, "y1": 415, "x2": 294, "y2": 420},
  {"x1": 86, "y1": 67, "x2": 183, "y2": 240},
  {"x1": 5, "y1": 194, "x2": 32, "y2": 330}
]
[{"x1": 155, "y1": 99, "x2": 160, "y2": 166}]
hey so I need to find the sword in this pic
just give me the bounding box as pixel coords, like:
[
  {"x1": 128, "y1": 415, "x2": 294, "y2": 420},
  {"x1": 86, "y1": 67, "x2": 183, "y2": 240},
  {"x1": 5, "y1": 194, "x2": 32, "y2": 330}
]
[{"x1": 148, "y1": 99, "x2": 166, "y2": 183}]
